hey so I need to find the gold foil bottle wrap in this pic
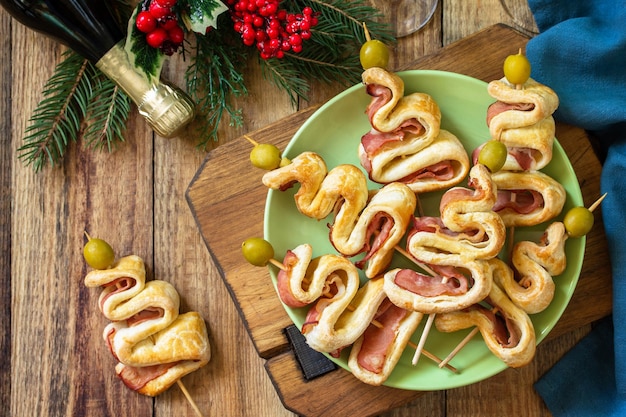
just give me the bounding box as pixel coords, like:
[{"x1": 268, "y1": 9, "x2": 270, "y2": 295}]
[{"x1": 96, "y1": 42, "x2": 195, "y2": 138}]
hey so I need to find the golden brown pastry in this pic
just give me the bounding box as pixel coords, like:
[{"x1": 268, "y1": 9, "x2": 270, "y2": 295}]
[
  {"x1": 486, "y1": 77, "x2": 559, "y2": 171},
  {"x1": 494, "y1": 222, "x2": 568, "y2": 314},
  {"x1": 331, "y1": 182, "x2": 416, "y2": 278},
  {"x1": 383, "y1": 260, "x2": 492, "y2": 314},
  {"x1": 359, "y1": 67, "x2": 469, "y2": 193},
  {"x1": 359, "y1": 129, "x2": 470, "y2": 194},
  {"x1": 491, "y1": 170, "x2": 566, "y2": 227},
  {"x1": 362, "y1": 67, "x2": 441, "y2": 138},
  {"x1": 435, "y1": 281, "x2": 536, "y2": 368},
  {"x1": 406, "y1": 164, "x2": 506, "y2": 265},
  {"x1": 276, "y1": 244, "x2": 361, "y2": 308},
  {"x1": 85, "y1": 255, "x2": 211, "y2": 396},
  {"x1": 262, "y1": 151, "x2": 368, "y2": 221},
  {"x1": 348, "y1": 298, "x2": 422, "y2": 386},
  {"x1": 302, "y1": 277, "x2": 388, "y2": 354}
]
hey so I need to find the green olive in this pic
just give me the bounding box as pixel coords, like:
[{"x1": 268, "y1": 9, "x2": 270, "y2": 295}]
[
  {"x1": 563, "y1": 206, "x2": 594, "y2": 238},
  {"x1": 83, "y1": 237, "x2": 115, "y2": 269},
  {"x1": 242, "y1": 237, "x2": 275, "y2": 267},
  {"x1": 359, "y1": 39, "x2": 390, "y2": 70},
  {"x1": 478, "y1": 140, "x2": 508, "y2": 173},
  {"x1": 250, "y1": 143, "x2": 282, "y2": 170},
  {"x1": 503, "y1": 51, "x2": 531, "y2": 85}
]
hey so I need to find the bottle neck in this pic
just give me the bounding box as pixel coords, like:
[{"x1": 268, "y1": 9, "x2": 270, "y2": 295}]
[{"x1": 97, "y1": 42, "x2": 196, "y2": 138}]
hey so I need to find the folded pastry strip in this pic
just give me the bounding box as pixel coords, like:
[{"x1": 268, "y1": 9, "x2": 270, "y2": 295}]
[
  {"x1": 303, "y1": 277, "x2": 387, "y2": 353},
  {"x1": 499, "y1": 117, "x2": 555, "y2": 171},
  {"x1": 85, "y1": 255, "x2": 211, "y2": 397},
  {"x1": 407, "y1": 165, "x2": 506, "y2": 265},
  {"x1": 359, "y1": 68, "x2": 469, "y2": 193},
  {"x1": 360, "y1": 129, "x2": 470, "y2": 194},
  {"x1": 494, "y1": 222, "x2": 568, "y2": 314},
  {"x1": 492, "y1": 170, "x2": 566, "y2": 228},
  {"x1": 383, "y1": 257, "x2": 492, "y2": 315},
  {"x1": 113, "y1": 312, "x2": 210, "y2": 396},
  {"x1": 435, "y1": 281, "x2": 536, "y2": 368},
  {"x1": 348, "y1": 298, "x2": 423, "y2": 386},
  {"x1": 362, "y1": 67, "x2": 441, "y2": 138},
  {"x1": 330, "y1": 182, "x2": 416, "y2": 278},
  {"x1": 487, "y1": 77, "x2": 559, "y2": 139},
  {"x1": 276, "y1": 244, "x2": 360, "y2": 308},
  {"x1": 486, "y1": 78, "x2": 559, "y2": 171},
  {"x1": 262, "y1": 151, "x2": 369, "y2": 221}
]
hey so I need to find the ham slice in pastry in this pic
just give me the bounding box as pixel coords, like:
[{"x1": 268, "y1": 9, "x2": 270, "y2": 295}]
[
  {"x1": 435, "y1": 281, "x2": 536, "y2": 368},
  {"x1": 491, "y1": 170, "x2": 566, "y2": 227},
  {"x1": 486, "y1": 78, "x2": 559, "y2": 171},
  {"x1": 493, "y1": 221, "x2": 568, "y2": 314},
  {"x1": 360, "y1": 129, "x2": 470, "y2": 194},
  {"x1": 348, "y1": 298, "x2": 422, "y2": 386},
  {"x1": 276, "y1": 244, "x2": 360, "y2": 308},
  {"x1": 359, "y1": 67, "x2": 469, "y2": 193},
  {"x1": 406, "y1": 164, "x2": 506, "y2": 265},
  {"x1": 362, "y1": 67, "x2": 441, "y2": 140},
  {"x1": 330, "y1": 182, "x2": 417, "y2": 278},
  {"x1": 383, "y1": 260, "x2": 492, "y2": 314},
  {"x1": 302, "y1": 277, "x2": 388, "y2": 353},
  {"x1": 85, "y1": 255, "x2": 211, "y2": 396}
]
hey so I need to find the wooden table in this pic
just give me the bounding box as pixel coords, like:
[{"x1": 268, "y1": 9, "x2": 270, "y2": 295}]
[{"x1": 1, "y1": 2, "x2": 612, "y2": 417}]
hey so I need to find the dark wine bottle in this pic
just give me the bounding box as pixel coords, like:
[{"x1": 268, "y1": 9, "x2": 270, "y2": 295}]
[{"x1": 0, "y1": 0, "x2": 195, "y2": 137}]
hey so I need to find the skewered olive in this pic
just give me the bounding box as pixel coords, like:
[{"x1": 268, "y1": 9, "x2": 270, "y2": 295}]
[
  {"x1": 478, "y1": 140, "x2": 507, "y2": 173},
  {"x1": 503, "y1": 50, "x2": 531, "y2": 85},
  {"x1": 250, "y1": 143, "x2": 282, "y2": 170},
  {"x1": 563, "y1": 206, "x2": 594, "y2": 238},
  {"x1": 83, "y1": 235, "x2": 115, "y2": 269},
  {"x1": 242, "y1": 237, "x2": 275, "y2": 267},
  {"x1": 360, "y1": 39, "x2": 390, "y2": 70}
]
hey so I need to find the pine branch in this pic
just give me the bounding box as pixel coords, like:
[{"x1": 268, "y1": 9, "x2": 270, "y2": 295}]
[
  {"x1": 83, "y1": 77, "x2": 131, "y2": 152},
  {"x1": 18, "y1": 51, "x2": 97, "y2": 172},
  {"x1": 185, "y1": 18, "x2": 249, "y2": 147}
]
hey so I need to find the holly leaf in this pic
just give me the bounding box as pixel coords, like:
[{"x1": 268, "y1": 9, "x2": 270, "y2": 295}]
[
  {"x1": 182, "y1": 0, "x2": 229, "y2": 34},
  {"x1": 124, "y1": 6, "x2": 165, "y2": 83}
]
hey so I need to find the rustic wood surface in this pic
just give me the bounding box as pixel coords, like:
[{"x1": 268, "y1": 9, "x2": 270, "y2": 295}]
[{"x1": 1, "y1": 2, "x2": 610, "y2": 417}]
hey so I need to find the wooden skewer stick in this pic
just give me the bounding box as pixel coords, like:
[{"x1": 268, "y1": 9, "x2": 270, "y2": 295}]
[
  {"x1": 267, "y1": 255, "x2": 457, "y2": 372},
  {"x1": 243, "y1": 134, "x2": 259, "y2": 147},
  {"x1": 589, "y1": 192, "x2": 607, "y2": 213},
  {"x1": 412, "y1": 313, "x2": 436, "y2": 366},
  {"x1": 353, "y1": 304, "x2": 457, "y2": 373},
  {"x1": 393, "y1": 245, "x2": 445, "y2": 366},
  {"x1": 148, "y1": 335, "x2": 204, "y2": 417},
  {"x1": 438, "y1": 307, "x2": 499, "y2": 369},
  {"x1": 177, "y1": 380, "x2": 205, "y2": 417}
]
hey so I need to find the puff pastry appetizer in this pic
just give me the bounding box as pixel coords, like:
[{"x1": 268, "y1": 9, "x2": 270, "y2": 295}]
[
  {"x1": 359, "y1": 67, "x2": 469, "y2": 193},
  {"x1": 85, "y1": 255, "x2": 211, "y2": 396}
]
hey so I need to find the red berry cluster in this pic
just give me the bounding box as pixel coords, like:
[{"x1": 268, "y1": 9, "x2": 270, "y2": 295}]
[
  {"x1": 226, "y1": 0, "x2": 319, "y2": 59},
  {"x1": 135, "y1": 0, "x2": 185, "y2": 56}
]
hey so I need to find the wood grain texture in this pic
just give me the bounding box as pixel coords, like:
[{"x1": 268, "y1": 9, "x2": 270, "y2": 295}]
[
  {"x1": 4, "y1": 1, "x2": 610, "y2": 417},
  {"x1": 0, "y1": 9, "x2": 11, "y2": 417}
]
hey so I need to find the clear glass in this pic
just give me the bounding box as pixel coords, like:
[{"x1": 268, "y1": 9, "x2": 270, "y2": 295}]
[{"x1": 371, "y1": 0, "x2": 439, "y2": 38}]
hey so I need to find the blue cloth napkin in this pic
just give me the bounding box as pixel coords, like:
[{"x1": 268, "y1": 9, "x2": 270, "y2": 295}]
[{"x1": 525, "y1": 0, "x2": 626, "y2": 415}]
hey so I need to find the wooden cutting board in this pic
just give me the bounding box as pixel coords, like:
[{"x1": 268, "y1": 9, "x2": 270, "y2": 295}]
[{"x1": 186, "y1": 24, "x2": 612, "y2": 417}]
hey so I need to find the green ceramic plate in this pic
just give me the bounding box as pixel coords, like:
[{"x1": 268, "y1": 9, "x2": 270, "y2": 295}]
[{"x1": 264, "y1": 70, "x2": 584, "y2": 390}]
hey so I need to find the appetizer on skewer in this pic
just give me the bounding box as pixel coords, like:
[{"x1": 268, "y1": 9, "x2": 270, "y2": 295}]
[
  {"x1": 83, "y1": 238, "x2": 210, "y2": 398},
  {"x1": 359, "y1": 67, "x2": 470, "y2": 193}
]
